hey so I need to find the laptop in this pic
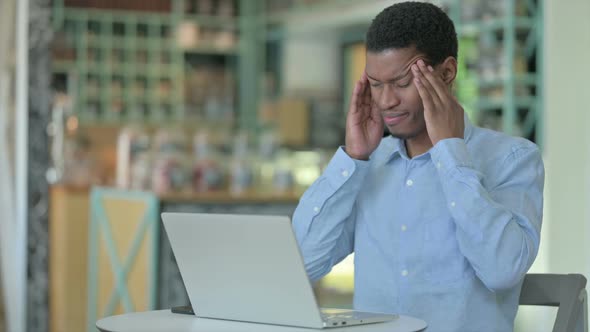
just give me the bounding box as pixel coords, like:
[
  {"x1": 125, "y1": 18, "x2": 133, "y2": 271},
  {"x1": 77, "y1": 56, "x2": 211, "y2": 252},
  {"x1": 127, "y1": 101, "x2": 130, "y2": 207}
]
[{"x1": 161, "y1": 212, "x2": 398, "y2": 329}]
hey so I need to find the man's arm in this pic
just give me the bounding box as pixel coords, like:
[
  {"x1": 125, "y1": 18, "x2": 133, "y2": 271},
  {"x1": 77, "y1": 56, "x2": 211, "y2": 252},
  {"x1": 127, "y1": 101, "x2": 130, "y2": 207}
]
[
  {"x1": 294, "y1": 72, "x2": 382, "y2": 283},
  {"x1": 412, "y1": 59, "x2": 544, "y2": 291},
  {"x1": 430, "y1": 139, "x2": 544, "y2": 291},
  {"x1": 292, "y1": 147, "x2": 370, "y2": 283}
]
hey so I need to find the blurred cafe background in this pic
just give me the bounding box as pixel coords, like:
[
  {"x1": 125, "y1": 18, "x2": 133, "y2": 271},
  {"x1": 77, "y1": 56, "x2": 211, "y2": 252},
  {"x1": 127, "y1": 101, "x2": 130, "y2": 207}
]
[{"x1": 0, "y1": 0, "x2": 589, "y2": 331}]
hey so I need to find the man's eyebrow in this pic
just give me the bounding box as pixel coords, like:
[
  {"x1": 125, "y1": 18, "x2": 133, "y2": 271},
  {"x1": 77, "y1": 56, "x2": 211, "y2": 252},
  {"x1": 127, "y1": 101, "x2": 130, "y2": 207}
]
[{"x1": 366, "y1": 69, "x2": 412, "y2": 83}]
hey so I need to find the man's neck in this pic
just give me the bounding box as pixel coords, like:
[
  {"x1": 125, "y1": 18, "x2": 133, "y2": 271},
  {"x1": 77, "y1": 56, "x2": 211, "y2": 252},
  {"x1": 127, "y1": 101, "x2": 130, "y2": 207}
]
[{"x1": 405, "y1": 134, "x2": 433, "y2": 158}]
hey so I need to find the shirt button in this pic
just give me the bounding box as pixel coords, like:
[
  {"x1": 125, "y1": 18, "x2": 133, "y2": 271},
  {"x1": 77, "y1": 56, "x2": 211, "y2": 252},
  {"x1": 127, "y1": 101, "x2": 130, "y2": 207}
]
[
  {"x1": 406, "y1": 179, "x2": 413, "y2": 187},
  {"x1": 341, "y1": 170, "x2": 349, "y2": 177},
  {"x1": 450, "y1": 201, "x2": 456, "y2": 208},
  {"x1": 436, "y1": 162, "x2": 442, "y2": 169},
  {"x1": 313, "y1": 206, "x2": 320, "y2": 213},
  {"x1": 401, "y1": 270, "x2": 409, "y2": 277},
  {"x1": 401, "y1": 225, "x2": 407, "y2": 232}
]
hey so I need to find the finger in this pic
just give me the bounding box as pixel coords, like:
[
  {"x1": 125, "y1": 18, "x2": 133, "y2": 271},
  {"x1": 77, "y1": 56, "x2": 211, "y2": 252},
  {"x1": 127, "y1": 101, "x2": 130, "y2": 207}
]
[
  {"x1": 361, "y1": 71, "x2": 368, "y2": 82},
  {"x1": 360, "y1": 79, "x2": 372, "y2": 110},
  {"x1": 413, "y1": 75, "x2": 436, "y2": 113},
  {"x1": 412, "y1": 64, "x2": 442, "y2": 107},
  {"x1": 350, "y1": 80, "x2": 361, "y2": 113},
  {"x1": 417, "y1": 60, "x2": 449, "y2": 105}
]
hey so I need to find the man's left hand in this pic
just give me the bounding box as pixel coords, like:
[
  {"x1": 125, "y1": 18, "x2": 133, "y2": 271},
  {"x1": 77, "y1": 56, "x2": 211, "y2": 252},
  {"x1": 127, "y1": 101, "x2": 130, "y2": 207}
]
[{"x1": 412, "y1": 59, "x2": 464, "y2": 146}]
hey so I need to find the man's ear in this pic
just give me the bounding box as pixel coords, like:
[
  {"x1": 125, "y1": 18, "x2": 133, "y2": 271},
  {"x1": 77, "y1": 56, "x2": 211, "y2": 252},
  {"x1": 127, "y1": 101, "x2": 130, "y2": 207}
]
[{"x1": 439, "y1": 56, "x2": 457, "y2": 85}]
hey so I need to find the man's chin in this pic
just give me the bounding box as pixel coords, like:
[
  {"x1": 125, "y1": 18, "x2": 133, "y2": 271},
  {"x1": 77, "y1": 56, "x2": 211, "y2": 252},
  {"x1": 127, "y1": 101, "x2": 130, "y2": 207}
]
[
  {"x1": 386, "y1": 122, "x2": 427, "y2": 140},
  {"x1": 387, "y1": 128, "x2": 419, "y2": 140}
]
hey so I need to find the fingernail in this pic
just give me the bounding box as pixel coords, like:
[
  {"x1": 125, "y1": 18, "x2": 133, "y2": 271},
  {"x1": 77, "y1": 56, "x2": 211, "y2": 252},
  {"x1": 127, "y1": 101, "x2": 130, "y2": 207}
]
[
  {"x1": 418, "y1": 59, "x2": 425, "y2": 66},
  {"x1": 427, "y1": 65, "x2": 434, "y2": 72}
]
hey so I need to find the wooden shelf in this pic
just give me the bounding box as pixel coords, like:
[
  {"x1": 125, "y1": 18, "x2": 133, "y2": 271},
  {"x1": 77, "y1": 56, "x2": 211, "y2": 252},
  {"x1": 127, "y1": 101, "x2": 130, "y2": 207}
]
[
  {"x1": 50, "y1": 184, "x2": 303, "y2": 204},
  {"x1": 159, "y1": 190, "x2": 302, "y2": 204}
]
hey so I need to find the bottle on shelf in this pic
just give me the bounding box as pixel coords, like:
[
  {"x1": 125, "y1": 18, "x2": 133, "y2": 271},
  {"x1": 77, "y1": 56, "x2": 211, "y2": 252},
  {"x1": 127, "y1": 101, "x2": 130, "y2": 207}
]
[
  {"x1": 151, "y1": 127, "x2": 190, "y2": 194},
  {"x1": 116, "y1": 125, "x2": 151, "y2": 189},
  {"x1": 129, "y1": 152, "x2": 153, "y2": 191},
  {"x1": 191, "y1": 130, "x2": 225, "y2": 192},
  {"x1": 272, "y1": 150, "x2": 294, "y2": 194},
  {"x1": 152, "y1": 151, "x2": 190, "y2": 194},
  {"x1": 229, "y1": 131, "x2": 254, "y2": 195}
]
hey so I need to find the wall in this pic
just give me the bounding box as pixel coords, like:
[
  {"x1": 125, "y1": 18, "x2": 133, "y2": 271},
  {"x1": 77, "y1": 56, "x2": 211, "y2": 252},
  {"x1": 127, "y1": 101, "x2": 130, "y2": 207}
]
[
  {"x1": 279, "y1": 0, "x2": 396, "y2": 96},
  {"x1": 543, "y1": 0, "x2": 590, "y2": 276},
  {"x1": 515, "y1": 0, "x2": 590, "y2": 330},
  {"x1": 281, "y1": 37, "x2": 340, "y2": 95}
]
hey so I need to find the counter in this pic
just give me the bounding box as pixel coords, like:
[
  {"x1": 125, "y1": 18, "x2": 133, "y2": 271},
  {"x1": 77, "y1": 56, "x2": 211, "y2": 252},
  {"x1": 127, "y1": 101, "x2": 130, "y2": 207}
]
[{"x1": 49, "y1": 184, "x2": 302, "y2": 332}]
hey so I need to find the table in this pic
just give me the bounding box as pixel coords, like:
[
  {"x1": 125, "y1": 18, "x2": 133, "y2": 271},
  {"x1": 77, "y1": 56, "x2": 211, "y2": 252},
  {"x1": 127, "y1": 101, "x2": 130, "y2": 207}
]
[{"x1": 96, "y1": 310, "x2": 427, "y2": 332}]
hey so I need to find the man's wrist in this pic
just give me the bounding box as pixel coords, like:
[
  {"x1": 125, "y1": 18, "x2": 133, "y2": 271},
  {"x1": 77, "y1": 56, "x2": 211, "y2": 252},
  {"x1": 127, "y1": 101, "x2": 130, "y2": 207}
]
[{"x1": 343, "y1": 147, "x2": 369, "y2": 161}]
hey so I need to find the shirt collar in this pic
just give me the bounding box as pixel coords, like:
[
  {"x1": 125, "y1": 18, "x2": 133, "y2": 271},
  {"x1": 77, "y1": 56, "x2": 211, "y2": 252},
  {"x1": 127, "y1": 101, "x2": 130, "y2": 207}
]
[{"x1": 383, "y1": 112, "x2": 474, "y2": 164}]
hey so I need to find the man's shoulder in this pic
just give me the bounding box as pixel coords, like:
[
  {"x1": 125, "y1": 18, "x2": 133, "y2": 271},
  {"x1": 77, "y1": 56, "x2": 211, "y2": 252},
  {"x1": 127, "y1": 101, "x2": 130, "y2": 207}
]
[
  {"x1": 467, "y1": 125, "x2": 540, "y2": 160},
  {"x1": 467, "y1": 126, "x2": 543, "y2": 187}
]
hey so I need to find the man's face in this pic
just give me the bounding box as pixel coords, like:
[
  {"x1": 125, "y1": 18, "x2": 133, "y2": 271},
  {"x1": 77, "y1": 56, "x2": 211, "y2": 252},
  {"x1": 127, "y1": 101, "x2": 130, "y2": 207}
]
[{"x1": 365, "y1": 47, "x2": 428, "y2": 140}]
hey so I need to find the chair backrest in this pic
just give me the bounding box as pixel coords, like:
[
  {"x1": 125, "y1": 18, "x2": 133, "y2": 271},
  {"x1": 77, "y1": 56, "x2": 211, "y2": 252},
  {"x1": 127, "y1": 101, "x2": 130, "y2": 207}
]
[{"x1": 519, "y1": 273, "x2": 588, "y2": 332}]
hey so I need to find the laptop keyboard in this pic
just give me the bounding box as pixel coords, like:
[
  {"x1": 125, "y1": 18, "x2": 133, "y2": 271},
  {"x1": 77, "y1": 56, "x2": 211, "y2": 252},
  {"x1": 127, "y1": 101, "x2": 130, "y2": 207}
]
[{"x1": 321, "y1": 309, "x2": 368, "y2": 321}]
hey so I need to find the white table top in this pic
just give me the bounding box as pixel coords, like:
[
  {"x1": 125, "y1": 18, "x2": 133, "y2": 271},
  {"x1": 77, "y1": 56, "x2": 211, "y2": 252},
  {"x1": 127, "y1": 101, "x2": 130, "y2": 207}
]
[{"x1": 96, "y1": 310, "x2": 427, "y2": 332}]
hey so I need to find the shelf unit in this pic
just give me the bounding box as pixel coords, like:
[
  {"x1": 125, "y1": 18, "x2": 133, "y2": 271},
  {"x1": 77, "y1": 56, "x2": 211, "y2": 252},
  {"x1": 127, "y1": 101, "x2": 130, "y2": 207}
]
[
  {"x1": 51, "y1": 0, "x2": 242, "y2": 127},
  {"x1": 50, "y1": 0, "x2": 543, "y2": 144},
  {"x1": 449, "y1": 0, "x2": 543, "y2": 144}
]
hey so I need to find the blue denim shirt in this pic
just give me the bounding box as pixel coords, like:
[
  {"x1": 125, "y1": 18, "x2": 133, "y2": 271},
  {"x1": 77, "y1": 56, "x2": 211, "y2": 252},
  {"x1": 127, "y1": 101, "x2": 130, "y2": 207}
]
[{"x1": 292, "y1": 117, "x2": 544, "y2": 332}]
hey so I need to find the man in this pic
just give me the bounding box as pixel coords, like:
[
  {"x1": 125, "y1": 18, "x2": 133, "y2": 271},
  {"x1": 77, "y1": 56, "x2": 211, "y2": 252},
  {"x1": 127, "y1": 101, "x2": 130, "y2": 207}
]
[{"x1": 292, "y1": 2, "x2": 544, "y2": 331}]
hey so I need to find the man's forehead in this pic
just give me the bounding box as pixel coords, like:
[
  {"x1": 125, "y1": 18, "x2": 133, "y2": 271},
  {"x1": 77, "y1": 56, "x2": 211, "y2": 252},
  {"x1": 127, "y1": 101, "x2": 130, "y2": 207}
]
[{"x1": 365, "y1": 48, "x2": 425, "y2": 80}]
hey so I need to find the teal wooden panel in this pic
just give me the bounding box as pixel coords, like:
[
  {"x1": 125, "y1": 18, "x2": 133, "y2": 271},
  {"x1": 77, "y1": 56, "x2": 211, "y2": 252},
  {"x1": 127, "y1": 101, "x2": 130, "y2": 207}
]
[{"x1": 87, "y1": 187, "x2": 159, "y2": 332}]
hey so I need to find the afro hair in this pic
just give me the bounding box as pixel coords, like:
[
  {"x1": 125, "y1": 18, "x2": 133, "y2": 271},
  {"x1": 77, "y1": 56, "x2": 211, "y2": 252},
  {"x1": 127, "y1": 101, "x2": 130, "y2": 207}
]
[{"x1": 366, "y1": 2, "x2": 458, "y2": 65}]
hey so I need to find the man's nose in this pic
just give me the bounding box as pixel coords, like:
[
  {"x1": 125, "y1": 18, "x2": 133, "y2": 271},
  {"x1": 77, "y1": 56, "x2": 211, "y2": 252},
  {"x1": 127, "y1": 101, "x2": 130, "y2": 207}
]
[{"x1": 377, "y1": 84, "x2": 401, "y2": 110}]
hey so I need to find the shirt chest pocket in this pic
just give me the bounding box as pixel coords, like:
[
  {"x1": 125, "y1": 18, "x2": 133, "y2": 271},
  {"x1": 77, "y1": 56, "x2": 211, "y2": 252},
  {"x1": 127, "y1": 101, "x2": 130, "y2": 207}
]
[{"x1": 420, "y1": 216, "x2": 471, "y2": 286}]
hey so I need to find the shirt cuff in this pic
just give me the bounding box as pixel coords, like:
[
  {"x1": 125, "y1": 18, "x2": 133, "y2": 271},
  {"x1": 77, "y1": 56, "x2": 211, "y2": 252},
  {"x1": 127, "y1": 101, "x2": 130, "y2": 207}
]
[
  {"x1": 429, "y1": 138, "x2": 474, "y2": 174},
  {"x1": 323, "y1": 146, "x2": 370, "y2": 189}
]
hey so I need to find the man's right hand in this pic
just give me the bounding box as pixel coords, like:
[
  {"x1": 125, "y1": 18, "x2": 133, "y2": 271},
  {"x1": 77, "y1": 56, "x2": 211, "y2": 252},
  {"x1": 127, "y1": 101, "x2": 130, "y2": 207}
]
[{"x1": 345, "y1": 73, "x2": 384, "y2": 160}]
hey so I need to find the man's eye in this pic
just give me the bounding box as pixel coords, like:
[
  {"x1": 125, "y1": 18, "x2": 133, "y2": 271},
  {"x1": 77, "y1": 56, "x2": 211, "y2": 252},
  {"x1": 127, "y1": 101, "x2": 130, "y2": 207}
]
[
  {"x1": 397, "y1": 81, "x2": 411, "y2": 88},
  {"x1": 370, "y1": 83, "x2": 382, "y2": 88}
]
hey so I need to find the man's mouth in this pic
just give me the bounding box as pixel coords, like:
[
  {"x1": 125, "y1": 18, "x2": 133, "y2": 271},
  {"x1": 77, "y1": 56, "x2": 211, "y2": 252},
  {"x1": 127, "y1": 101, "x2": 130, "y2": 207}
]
[{"x1": 383, "y1": 112, "x2": 409, "y2": 126}]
